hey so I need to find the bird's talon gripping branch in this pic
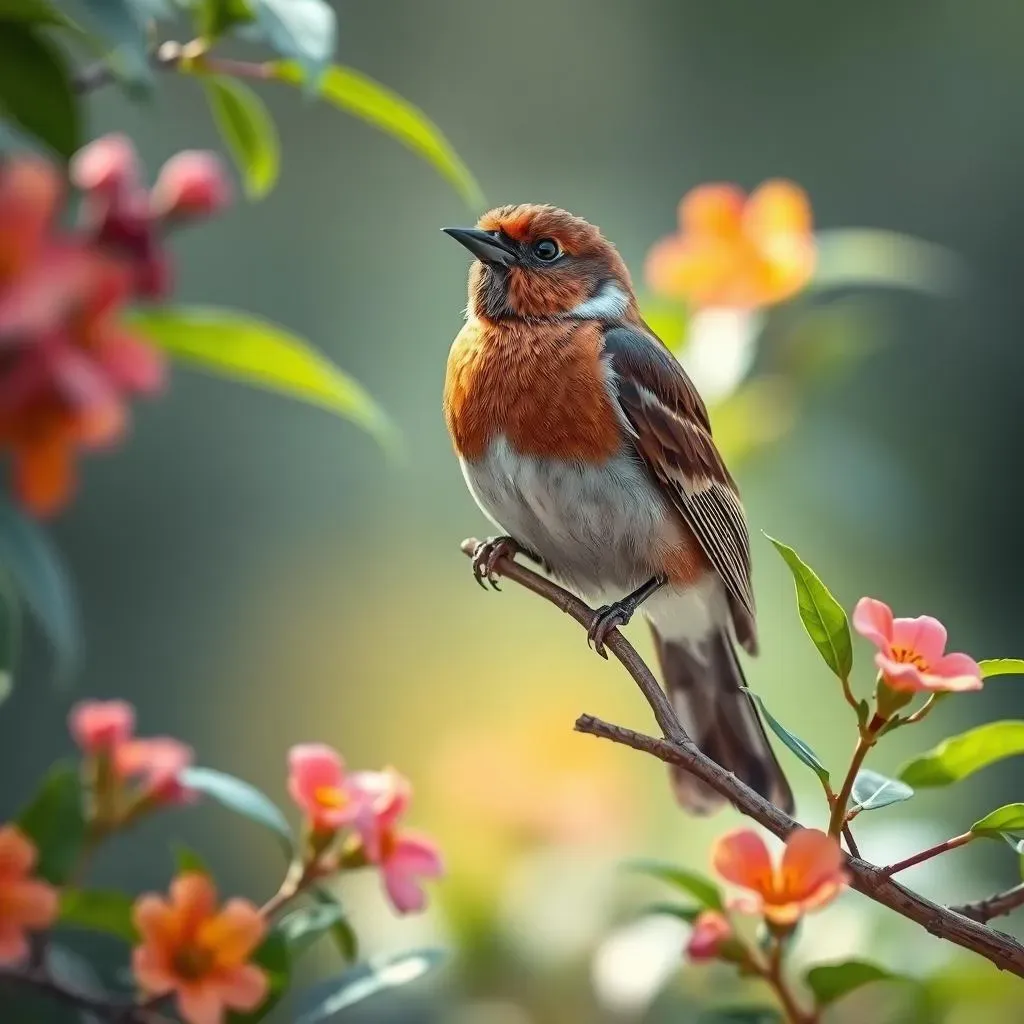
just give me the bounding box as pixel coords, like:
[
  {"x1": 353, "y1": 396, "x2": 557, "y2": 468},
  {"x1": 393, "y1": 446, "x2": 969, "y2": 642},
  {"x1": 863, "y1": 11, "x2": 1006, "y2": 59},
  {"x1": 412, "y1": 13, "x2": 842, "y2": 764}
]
[
  {"x1": 471, "y1": 535, "x2": 519, "y2": 589},
  {"x1": 588, "y1": 602, "x2": 631, "y2": 658}
]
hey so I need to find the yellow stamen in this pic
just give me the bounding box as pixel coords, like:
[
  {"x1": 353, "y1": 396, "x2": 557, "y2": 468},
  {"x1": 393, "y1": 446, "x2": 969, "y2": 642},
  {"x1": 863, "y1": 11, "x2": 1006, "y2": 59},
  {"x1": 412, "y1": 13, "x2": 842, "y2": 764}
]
[
  {"x1": 314, "y1": 785, "x2": 348, "y2": 809},
  {"x1": 890, "y1": 645, "x2": 928, "y2": 671}
]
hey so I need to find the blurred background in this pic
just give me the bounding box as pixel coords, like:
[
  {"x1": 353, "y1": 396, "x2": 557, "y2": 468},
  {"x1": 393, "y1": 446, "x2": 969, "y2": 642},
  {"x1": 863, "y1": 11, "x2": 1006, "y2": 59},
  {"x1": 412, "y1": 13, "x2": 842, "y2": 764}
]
[{"x1": 4, "y1": 0, "x2": 1024, "y2": 1020}]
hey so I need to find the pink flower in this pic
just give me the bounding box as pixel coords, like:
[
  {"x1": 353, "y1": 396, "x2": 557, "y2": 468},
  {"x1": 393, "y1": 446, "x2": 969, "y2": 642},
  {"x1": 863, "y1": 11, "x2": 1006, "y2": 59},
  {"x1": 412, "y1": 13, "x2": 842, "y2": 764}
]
[
  {"x1": 685, "y1": 910, "x2": 733, "y2": 962},
  {"x1": 287, "y1": 744, "x2": 367, "y2": 833},
  {"x1": 0, "y1": 825, "x2": 59, "y2": 964},
  {"x1": 853, "y1": 597, "x2": 982, "y2": 694},
  {"x1": 116, "y1": 737, "x2": 195, "y2": 804},
  {"x1": 69, "y1": 699, "x2": 135, "y2": 754},
  {"x1": 151, "y1": 152, "x2": 232, "y2": 222},
  {"x1": 351, "y1": 769, "x2": 443, "y2": 915}
]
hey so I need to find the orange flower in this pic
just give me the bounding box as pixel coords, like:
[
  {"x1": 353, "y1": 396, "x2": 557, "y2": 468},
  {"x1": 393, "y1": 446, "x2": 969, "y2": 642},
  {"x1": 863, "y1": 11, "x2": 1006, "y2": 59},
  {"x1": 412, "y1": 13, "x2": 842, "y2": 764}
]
[
  {"x1": 645, "y1": 180, "x2": 815, "y2": 309},
  {"x1": 132, "y1": 873, "x2": 268, "y2": 1024},
  {"x1": 712, "y1": 828, "x2": 847, "y2": 926},
  {"x1": 0, "y1": 825, "x2": 59, "y2": 964}
]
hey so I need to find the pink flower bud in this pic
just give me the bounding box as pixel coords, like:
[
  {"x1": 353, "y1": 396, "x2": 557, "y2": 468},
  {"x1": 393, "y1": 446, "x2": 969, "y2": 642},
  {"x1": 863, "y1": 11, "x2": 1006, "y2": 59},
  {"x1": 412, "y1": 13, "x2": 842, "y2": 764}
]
[
  {"x1": 70, "y1": 134, "x2": 139, "y2": 199},
  {"x1": 69, "y1": 700, "x2": 135, "y2": 755},
  {"x1": 151, "y1": 151, "x2": 232, "y2": 222},
  {"x1": 685, "y1": 910, "x2": 733, "y2": 962}
]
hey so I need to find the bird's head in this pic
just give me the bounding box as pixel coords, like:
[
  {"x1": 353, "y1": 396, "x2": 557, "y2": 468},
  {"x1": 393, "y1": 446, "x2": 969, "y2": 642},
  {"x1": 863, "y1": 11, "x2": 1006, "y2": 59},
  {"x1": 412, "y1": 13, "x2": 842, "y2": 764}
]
[{"x1": 444, "y1": 204, "x2": 636, "y2": 322}]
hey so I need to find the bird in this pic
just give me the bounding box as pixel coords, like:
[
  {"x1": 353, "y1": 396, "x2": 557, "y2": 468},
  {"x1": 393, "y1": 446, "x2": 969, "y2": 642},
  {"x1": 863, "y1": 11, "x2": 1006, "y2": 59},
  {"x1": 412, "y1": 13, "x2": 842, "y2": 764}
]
[{"x1": 441, "y1": 204, "x2": 794, "y2": 816}]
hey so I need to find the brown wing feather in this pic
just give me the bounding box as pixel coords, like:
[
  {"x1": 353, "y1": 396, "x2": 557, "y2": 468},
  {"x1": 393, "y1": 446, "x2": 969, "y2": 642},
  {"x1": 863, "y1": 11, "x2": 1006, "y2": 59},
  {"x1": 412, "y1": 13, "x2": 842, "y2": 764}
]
[{"x1": 602, "y1": 326, "x2": 757, "y2": 652}]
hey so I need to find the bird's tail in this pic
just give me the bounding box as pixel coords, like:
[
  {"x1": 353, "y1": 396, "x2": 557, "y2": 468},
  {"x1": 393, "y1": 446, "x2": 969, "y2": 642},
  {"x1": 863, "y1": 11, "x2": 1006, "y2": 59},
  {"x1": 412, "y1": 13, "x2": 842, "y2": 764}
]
[{"x1": 650, "y1": 624, "x2": 795, "y2": 816}]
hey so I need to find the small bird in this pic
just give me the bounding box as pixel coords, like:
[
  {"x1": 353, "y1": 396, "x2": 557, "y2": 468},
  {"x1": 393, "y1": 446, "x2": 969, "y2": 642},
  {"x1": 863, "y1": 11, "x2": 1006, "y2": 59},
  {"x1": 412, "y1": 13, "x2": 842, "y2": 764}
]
[{"x1": 442, "y1": 204, "x2": 794, "y2": 815}]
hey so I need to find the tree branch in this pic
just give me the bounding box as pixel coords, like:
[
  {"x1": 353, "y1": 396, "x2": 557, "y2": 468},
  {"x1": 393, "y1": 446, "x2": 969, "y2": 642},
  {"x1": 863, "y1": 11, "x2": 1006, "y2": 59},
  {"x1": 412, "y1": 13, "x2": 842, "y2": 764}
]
[
  {"x1": 460, "y1": 538, "x2": 1024, "y2": 978},
  {"x1": 952, "y1": 882, "x2": 1024, "y2": 924}
]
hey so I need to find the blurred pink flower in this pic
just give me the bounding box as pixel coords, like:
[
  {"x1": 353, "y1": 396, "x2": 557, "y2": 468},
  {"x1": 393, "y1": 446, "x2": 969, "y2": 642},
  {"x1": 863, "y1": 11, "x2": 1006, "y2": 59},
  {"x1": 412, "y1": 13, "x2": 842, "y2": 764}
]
[
  {"x1": 117, "y1": 737, "x2": 195, "y2": 804},
  {"x1": 151, "y1": 151, "x2": 232, "y2": 222},
  {"x1": 0, "y1": 825, "x2": 59, "y2": 964},
  {"x1": 69, "y1": 699, "x2": 135, "y2": 754},
  {"x1": 853, "y1": 597, "x2": 982, "y2": 694},
  {"x1": 685, "y1": 910, "x2": 733, "y2": 963},
  {"x1": 287, "y1": 744, "x2": 368, "y2": 832}
]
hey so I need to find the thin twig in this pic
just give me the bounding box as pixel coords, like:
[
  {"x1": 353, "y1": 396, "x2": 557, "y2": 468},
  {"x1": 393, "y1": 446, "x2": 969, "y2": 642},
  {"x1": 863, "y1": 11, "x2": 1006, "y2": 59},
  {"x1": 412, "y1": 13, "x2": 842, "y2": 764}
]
[
  {"x1": 881, "y1": 833, "x2": 975, "y2": 877},
  {"x1": 460, "y1": 539, "x2": 1024, "y2": 978},
  {"x1": 952, "y1": 882, "x2": 1024, "y2": 924}
]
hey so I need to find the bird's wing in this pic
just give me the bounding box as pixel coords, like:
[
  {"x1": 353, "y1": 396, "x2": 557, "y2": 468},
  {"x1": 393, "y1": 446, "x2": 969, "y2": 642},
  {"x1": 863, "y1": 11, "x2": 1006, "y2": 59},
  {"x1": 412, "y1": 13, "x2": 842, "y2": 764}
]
[{"x1": 601, "y1": 324, "x2": 756, "y2": 631}]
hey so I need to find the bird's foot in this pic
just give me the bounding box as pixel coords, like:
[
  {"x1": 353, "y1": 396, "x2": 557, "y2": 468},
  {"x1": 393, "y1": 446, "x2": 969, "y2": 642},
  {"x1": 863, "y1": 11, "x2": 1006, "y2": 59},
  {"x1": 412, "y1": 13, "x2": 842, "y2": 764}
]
[
  {"x1": 587, "y1": 599, "x2": 637, "y2": 659},
  {"x1": 471, "y1": 536, "x2": 520, "y2": 590}
]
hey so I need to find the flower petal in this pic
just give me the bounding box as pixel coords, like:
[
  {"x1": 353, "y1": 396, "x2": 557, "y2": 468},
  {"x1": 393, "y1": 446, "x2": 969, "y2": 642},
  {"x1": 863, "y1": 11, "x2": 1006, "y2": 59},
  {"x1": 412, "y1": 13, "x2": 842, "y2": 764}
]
[
  {"x1": 383, "y1": 865, "x2": 427, "y2": 914},
  {"x1": 287, "y1": 744, "x2": 345, "y2": 803},
  {"x1": 176, "y1": 981, "x2": 225, "y2": 1024},
  {"x1": 876, "y1": 655, "x2": 930, "y2": 693},
  {"x1": 0, "y1": 158, "x2": 61, "y2": 278},
  {"x1": 131, "y1": 944, "x2": 177, "y2": 996},
  {"x1": 743, "y1": 180, "x2": 813, "y2": 245},
  {"x1": 679, "y1": 183, "x2": 746, "y2": 237},
  {"x1": 133, "y1": 894, "x2": 180, "y2": 952},
  {"x1": 777, "y1": 829, "x2": 844, "y2": 903},
  {"x1": 712, "y1": 828, "x2": 774, "y2": 895},
  {"x1": 169, "y1": 873, "x2": 218, "y2": 940},
  {"x1": 852, "y1": 597, "x2": 894, "y2": 652},
  {"x1": 0, "y1": 923, "x2": 28, "y2": 966},
  {"x1": 891, "y1": 615, "x2": 947, "y2": 666},
  {"x1": 4, "y1": 879, "x2": 59, "y2": 928},
  {"x1": 12, "y1": 423, "x2": 75, "y2": 518},
  {"x1": 391, "y1": 832, "x2": 444, "y2": 878},
  {"x1": 928, "y1": 652, "x2": 983, "y2": 690},
  {"x1": 199, "y1": 899, "x2": 266, "y2": 968},
  {"x1": 213, "y1": 964, "x2": 268, "y2": 1011},
  {"x1": 0, "y1": 825, "x2": 37, "y2": 878},
  {"x1": 69, "y1": 699, "x2": 135, "y2": 754}
]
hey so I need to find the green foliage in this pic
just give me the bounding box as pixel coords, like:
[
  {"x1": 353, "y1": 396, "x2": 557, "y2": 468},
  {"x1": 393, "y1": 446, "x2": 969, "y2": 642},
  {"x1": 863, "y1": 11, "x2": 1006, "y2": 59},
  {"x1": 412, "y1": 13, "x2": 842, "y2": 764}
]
[
  {"x1": 281, "y1": 899, "x2": 358, "y2": 964},
  {"x1": 0, "y1": 20, "x2": 78, "y2": 159},
  {"x1": 639, "y1": 298, "x2": 689, "y2": 352},
  {"x1": 230, "y1": 928, "x2": 291, "y2": 1023},
  {"x1": 59, "y1": 889, "x2": 138, "y2": 943},
  {"x1": 805, "y1": 960, "x2": 906, "y2": 1005},
  {"x1": 313, "y1": 887, "x2": 359, "y2": 962},
  {"x1": 174, "y1": 842, "x2": 213, "y2": 877},
  {"x1": 180, "y1": 766, "x2": 294, "y2": 853},
  {"x1": 202, "y1": 75, "x2": 280, "y2": 199},
  {"x1": 254, "y1": 0, "x2": 335, "y2": 87},
  {"x1": 697, "y1": 1009, "x2": 783, "y2": 1023},
  {"x1": 77, "y1": 0, "x2": 152, "y2": 88},
  {"x1": 899, "y1": 721, "x2": 1024, "y2": 787},
  {"x1": 294, "y1": 949, "x2": 444, "y2": 1023},
  {"x1": 0, "y1": 0, "x2": 76, "y2": 29},
  {"x1": 850, "y1": 768, "x2": 913, "y2": 812},
  {"x1": 978, "y1": 658, "x2": 1024, "y2": 678},
  {"x1": 17, "y1": 762, "x2": 86, "y2": 884},
  {"x1": 197, "y1": 0, "x2": 254, "y2": 40},
  {"x1": 624, "y1": 859, "x2": 724, "y2": 910},
  {"x1": 0, "y1": 498, "x2": 80, "y2": 683},
  {"x1": 639, "y1": 901, "x2": 703, "y2": 924},
  {"x1": 971, "y1": 803, "x2": 1024, "y2": 837},
  {"x1": 745, "y1": 690, "x2": 830, "y2": 784},
  {"x1": 272, "y1": 61, "x2": 484, "y2": 209},
  {"x1": 128, "y1": 306, "x2": 396, "y2": 450},
  {"x1": 766, "y1": 535, "x2": 853, "y2": 682}
]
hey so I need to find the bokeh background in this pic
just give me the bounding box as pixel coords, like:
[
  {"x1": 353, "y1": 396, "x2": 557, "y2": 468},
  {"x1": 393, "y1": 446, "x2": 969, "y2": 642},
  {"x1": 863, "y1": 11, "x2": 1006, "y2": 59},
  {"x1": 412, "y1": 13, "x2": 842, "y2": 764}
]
[{"x1": 5, "y1": 0, "x2": 1024, "y2": 1020}]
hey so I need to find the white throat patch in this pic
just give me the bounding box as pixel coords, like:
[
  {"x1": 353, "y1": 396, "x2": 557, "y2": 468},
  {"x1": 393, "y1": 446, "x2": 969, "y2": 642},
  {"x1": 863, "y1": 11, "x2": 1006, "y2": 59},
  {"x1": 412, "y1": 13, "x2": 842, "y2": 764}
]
[{"x1": 563, "y1": 281, "x2": 629, "y2": 321}]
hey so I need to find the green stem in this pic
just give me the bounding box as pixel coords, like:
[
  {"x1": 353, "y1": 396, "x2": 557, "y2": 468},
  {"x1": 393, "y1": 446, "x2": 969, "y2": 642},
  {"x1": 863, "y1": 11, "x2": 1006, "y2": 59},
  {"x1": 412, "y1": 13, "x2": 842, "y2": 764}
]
[{"x1": 827, "y1": 731, "x2": 875, "y2": 838}]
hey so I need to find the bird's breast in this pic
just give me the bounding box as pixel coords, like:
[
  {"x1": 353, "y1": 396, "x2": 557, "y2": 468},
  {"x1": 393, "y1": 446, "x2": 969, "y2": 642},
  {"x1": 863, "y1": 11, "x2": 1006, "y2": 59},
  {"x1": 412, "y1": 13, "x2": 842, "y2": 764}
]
[{"x1": 443, "y1": 318, "x2": 622, "y2": 462}]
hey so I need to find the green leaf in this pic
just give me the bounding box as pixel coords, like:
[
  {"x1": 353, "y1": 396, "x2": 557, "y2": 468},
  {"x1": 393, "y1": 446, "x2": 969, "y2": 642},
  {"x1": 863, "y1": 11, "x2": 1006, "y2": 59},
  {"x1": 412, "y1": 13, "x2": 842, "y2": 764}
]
[
  {"x1": 253, "y1": 0, "x2": 334, "y2": 86},
  {"x1": 639, "y1": 901, "x2": 703, "y2": 924},
  {"x1": 624, "y1": 859, "x2": 723, "y2": 910},
  {"x1": 17, "y1": 762, "x2": 86, "y2": 884},
  {"x1": 59, "y1": 889, "x2": 138, "y2": 944},
  {"x1": 229, "y1": 928, "x2": 291, "y2": 1023},
  {"x1": 698, "y1": 1009, "x2": 783, "y2": 1024},
  {"x1": 971, "y1": 804, "x2": 1024, "y2": 837},
  {"x1": 766, "y1": 535, "x2": 852, "y2": 681},
  {"x1": 77, "y1": 0, "x2": 152, "y2": 90},
  {"x1": 174, "y1": 842, "x2": 212, "y2": 877},
  {"x1": 899, "y1": 721, "x2": 1024, "y2": 788},
  {"x1": 180, "y1": 766, "x2": 293, "y2": 852},
  {"x1": 201, "y1": 75, "x2": 279, "y2": 199},
  {"x1": 127, "y1": 306, "x2": 396, "y2": 451},
  {"x1": 0, "y1": 22, "x2": 79, "y2": 159},
  {"x1": 745, "y1": 691, "x2": 830, "y2": 784},
  {"x1": 313, "y1": 887, "x2": 358, "y2": 963},
  {"x1": 0, "y1": 498, "x2": 80, "y2": 683},
  {"x1": 295, "y1": 949, "x2": 444, "y2": 1023},
  {"x1": 272, "y1": 61, "x2": 484, "y2": 210},
  {"x1": 850, "y1": 768, "x2": 914, "y2": 812},
  {"x1": 281, "y1": 900, "x2": 357, "y2": 964},
  {"x1": 805, "y1": 960, "x2": 905, "y2": 1005},
  {"x1": 0, "y1": 0, "x2": 76, "y2": 28},
  {"x1": 196, "y1": 0, "x2": 253, "y2": 39},
  {"x1": 979, "y1": 659, "x2": 1024, "y2": 679}
]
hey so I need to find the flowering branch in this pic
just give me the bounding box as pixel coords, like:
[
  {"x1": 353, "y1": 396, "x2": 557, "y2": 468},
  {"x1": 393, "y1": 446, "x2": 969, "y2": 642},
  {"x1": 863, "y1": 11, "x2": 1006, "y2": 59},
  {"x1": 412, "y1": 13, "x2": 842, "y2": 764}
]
[
  {"x1": 459, "y1": 539, "x2": 1024, "y2": 978},
  {"x1": 952, "y1": 882, "x2": 1024, "y2": 924}
]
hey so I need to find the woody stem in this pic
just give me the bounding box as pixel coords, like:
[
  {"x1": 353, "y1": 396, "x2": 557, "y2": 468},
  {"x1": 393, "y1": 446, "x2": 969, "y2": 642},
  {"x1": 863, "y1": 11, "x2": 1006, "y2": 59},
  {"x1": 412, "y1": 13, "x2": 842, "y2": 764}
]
[
  {"x1": 760, "y1": 939, "x2": 818, "y2": 1024},
  {"x1": 881, "y1": 832, "x2": 975, "y2": 877}
]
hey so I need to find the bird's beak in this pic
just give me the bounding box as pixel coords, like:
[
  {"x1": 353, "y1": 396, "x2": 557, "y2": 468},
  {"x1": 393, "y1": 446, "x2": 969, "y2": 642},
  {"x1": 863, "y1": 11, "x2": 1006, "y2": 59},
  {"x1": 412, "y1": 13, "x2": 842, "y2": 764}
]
[{"x1": 442, "y1": 227, "x2": 518, "y2": 267}]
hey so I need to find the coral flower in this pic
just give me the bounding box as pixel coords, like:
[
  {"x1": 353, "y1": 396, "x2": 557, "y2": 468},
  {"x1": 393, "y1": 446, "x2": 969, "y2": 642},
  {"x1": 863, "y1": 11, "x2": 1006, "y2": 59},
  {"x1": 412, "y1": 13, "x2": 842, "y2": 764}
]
[
  {"x1": 287, "y1": 744, "x2": 369, "y2": 832},
  {"x1": 0, "y1": 825, "x2": 59, "y2": 964},
  {"x1": 116, "y1": 737, "x2": 195, "y2": 804},
  {"x1": 712, "y1": 828, "x2": 847, "y2": 926},
  {"x1": 685, "y1": 909, "x2": 733, "y2": 962},
  {"x1": 645, "y1": 180, "x2": 815, "y2": 309},
  {"x1": 69, "y1": 699, "x2": 135, "y2": 754},
  {"x1": 853, "y1": 597, "x2": 982, "y2": 694},
  {"x1": 132, "y1": 873, "x2": 268, "y2": 1024},
  {"x1": 351, "y1": 769, "x2": 444, "y2": 915}
]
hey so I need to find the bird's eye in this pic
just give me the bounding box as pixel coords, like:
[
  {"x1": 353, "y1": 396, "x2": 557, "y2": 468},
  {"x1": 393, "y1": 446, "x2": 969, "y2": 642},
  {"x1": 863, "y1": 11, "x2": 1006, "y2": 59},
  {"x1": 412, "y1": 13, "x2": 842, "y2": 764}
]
[{"x1": 531, "y1": 238, "x2": 561, "y2": 262}]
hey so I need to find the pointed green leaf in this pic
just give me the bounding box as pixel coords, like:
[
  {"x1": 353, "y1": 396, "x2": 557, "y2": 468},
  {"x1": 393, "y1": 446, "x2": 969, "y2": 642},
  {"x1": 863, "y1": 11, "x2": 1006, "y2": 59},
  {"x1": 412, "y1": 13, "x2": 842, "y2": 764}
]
[
  {"x1": 640, "y1": 901, "x2": 703, "y2": 924},
  {"x1": 196, "y1": 0, "x2": 253, "y2": 39},
  {"x1": 295, "y1": 949, "x2": 444, "y2": 1023},
  {"x1": 128, "y1": 306, "x2": 395, "y2": 450},
  {"x1": 850, "y1": 769, "x2": 914, "y2": 812},
  {"x1": 805, "y1": 960, "x2": 906, "y2": 1005},
  {"x1": 281, "y1": 900, "x2": 357, "y2": 964},
  {"x1": 180, "y1": 766, "x2": 293, "y2": 852},
  {"x1": 59, "y1": 889, "x2": 138, "y2": 943},
  {"x1": 745, "y1": 691, "x2": 830, "y2": 784},
  {"x1": 253, "y1": 0, "x2": 334, "y2": 86},
  {"x1": 0, "y1": 22, "x2": 79, "y2": 159},
  {"x1": 971, "y1": 804, "x2": 1024, "y2": 837},
  {"x1": 174, "y1": 843, "x2": 212, "y2": 877},
  {"x1": 313, "y1": 887, "x2": 358, "y2": 962},
  {"x1": 0, "y1": 498, "x2": 80, "y2": 682},
  {"x1": 17, "y1": 762, "x2": 86, "y2": 884},
  {"x1": 624, "y1": 859, "x2": 723, "y2": 910},
  {"x1": 272, "y1": 61, "x2": 484, "y2": 210},
  {"x1": 201, "y1": 75, "x2": 279, "y2": 199},
  {"x1": 229, "y1": 928, "x2": 291, "y2": 1023},
  {"x1": 0, "y1": 0, "x2": 77, "y2": 28},
  {"x1": 766, "y1": 535, "x2": 852, "y2": 681},
  {"x1": 979, "y1": 659, "x2": 1024, "y2": 679},
  {"x1": 899, "y1": 721, "x2": 1024, "y2": 788}
]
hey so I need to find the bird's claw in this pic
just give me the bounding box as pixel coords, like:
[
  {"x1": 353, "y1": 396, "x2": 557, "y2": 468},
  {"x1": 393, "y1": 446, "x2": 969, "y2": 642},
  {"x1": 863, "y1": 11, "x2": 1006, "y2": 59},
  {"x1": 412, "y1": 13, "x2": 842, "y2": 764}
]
[
  {"x1": 587, "y1": 601, "x2": 634, "y2": 659},
  {"x1": 471, "y1": 536, "x2": 519, "y2": 590}
]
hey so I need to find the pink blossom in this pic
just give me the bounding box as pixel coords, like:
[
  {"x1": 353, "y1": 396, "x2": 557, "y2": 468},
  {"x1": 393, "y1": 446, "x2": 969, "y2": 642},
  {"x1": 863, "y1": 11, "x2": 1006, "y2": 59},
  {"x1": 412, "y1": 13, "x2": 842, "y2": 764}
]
[
  {"x1": 116, "y1": 737, "x2": 195, "y2": 804},
  {"x1": 287, "y1": 744, "x2": 367, "y2": 832},
  {"x1": 685, "y1": 910, "x2": 733, "y2": 962},
  {"x1": 853, "y1": 597, "x2": 982, "y2": 694},
  {"x1": 151, "y1": 151, "x2": 232, "y2": 221},
  {"x1": 68, "y1": 699, "x2": 135, "y2": 754}
]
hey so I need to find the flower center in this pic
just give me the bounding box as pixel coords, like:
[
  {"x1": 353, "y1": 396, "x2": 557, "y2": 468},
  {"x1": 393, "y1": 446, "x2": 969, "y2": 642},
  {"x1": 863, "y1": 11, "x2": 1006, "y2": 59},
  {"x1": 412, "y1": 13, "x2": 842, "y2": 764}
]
[
  {"x1": 172, "y1": 943, "x2": 214, "y2": 981},
  {"x1": 889, "y1": 645, "x2": 929, "y2": 671},
  {"x1": 314, "y1": 785, "x2": 348, "y2": 810}
]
